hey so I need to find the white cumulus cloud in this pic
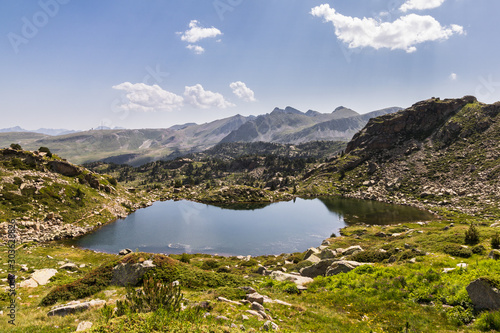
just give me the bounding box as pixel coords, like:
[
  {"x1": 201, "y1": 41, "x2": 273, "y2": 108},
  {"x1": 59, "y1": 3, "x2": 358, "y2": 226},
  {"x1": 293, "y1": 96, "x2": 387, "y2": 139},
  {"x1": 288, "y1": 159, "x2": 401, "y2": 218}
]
[
  {"x1": 311, "y1": 4, "x2": 464, "y2": 53},
  {"x1": 186, "y1": 44, "x2": 205, "y2": 54},
  {"x1": 400, "y1": 0, "x2": 446, "y2": 12},
  {"x1": 184, "y1": 84, "x2": 235, "y2": 109},
  {"x1": 179, "y1": 20, "x2": 222, "y2": 43},
  {"x1": 112, "y1": 82, "x2": 183, "y2": 112},
  {"x1": 230, "y1": 81, "x2": 256, "y2": 102},
  {"x1": 449, "y1": 73, "x2": 458, "y2": 80}
]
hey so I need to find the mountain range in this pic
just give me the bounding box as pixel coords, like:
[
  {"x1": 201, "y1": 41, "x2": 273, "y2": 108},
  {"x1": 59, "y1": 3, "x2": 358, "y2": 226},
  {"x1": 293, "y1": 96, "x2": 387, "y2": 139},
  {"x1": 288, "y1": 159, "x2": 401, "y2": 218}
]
[{"x1": 0, "y1": 105, "x2": 401, "y2": 166}]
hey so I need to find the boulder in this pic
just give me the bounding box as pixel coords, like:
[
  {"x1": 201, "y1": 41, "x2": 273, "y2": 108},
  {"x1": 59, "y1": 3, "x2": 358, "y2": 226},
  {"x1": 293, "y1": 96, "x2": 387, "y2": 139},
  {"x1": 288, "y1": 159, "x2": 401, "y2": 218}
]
[
  {"x1": 59, "y1": 263, "x2": 78, "y2": 271},
  {"x1": 239, "y1": 286, "x2": 256, "y2": 294},
  {"x1": 319, "y1": 248, "x2": 337, "y2": 259},
  {"x1": 76, "y1": 321, "x2": 93, "y2": 331},
  {"x1": 270, "y1": 271, "x2": 313, "y2": 289},
  {"x1": 48, "y1": 300, "x2": 105, "y2": 316},
  {"x1": 217, "y1": 297, "x2": 241, "y2": 306},
  {"x1": 300, "y1": 259, "x2": 335, "y2": 278},
  {"x1": 251, "y1": 301, "x2": 265, "y2": 312},
  {"x1": 303, "y1": 247, "x2": 320, "y2": 261},
  {"x1": 247, "y1": 292, "x2": 264, "y2": 305},
  {"x1": 340, "y1": 245, "x2": 364, "y2": 256},
  {"x1": 111, "y1": 260, "x2": 155, "y2": 286},
  {"x1": 325, "y1": 261, "x2": 368, "y2": 276},
  {"x1": 256, "y1": 266, "x2": 268, "y2": 275},
  {"x1": 119, "y1": 248, "x2": 133, "y2": 256},
  {"x1": 466, "y1": 278, "x2": 500, "y2": 310},
  {"x1": 262, "y1": 320, "x2": 279, "y2": 331},
  {"x1": 306, "y1": 254, "x2": 321, "y2": 263},
  {"x1": 48, "y1": 160, "x2": 81, "y2": 177},
  {"x1": 31, "y1": 268, "x2": 58, "y2": 285}
]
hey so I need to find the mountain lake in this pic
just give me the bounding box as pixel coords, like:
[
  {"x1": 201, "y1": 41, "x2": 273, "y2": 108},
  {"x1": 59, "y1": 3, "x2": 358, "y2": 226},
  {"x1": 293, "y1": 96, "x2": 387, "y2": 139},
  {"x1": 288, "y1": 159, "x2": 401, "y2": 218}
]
[{"x1": 67, "y1": 197, "x2": 435, "y2": 256}]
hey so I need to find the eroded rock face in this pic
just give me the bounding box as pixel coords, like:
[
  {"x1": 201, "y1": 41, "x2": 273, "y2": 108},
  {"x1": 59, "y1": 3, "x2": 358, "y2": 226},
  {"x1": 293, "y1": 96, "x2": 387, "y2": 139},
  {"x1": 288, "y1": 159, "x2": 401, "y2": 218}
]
[
  {"x1": 48, "y1": 160, "x2": 82, "y2": 177},
  {"x1": 466, "y1": 278, "x2": 500, "y2": 310},
  {"x1": 110, "y1": 260, "x2": 155, "y2": 286}
]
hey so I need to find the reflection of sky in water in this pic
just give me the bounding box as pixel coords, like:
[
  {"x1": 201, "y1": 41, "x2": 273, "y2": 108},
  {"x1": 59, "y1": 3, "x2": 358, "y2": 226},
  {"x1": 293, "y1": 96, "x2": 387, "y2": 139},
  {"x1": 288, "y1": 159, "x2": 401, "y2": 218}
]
[{"x1": 69, "y1": 198, "x2": 434, "y2": 256}]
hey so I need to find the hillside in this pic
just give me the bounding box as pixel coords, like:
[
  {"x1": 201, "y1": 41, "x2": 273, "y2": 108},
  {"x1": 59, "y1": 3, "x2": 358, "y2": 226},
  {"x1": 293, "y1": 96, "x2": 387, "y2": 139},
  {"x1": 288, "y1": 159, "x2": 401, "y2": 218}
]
[
  {"x1": 304, "y1": 96, "x2": 500, "y2": 217},
  {"x1": 0, "y1": 147, "x2": 149, "y2": 243},
  {"x1": 220, "y1": 106, "x2": 401, "y2": 144}
]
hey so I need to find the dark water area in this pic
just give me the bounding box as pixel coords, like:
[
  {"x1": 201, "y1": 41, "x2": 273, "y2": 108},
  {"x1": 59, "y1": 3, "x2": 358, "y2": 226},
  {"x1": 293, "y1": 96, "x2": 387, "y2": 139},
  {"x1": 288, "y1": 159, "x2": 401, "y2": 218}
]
[{"x1": 67, "y1": 197, "x2": 434, "y2": 256}]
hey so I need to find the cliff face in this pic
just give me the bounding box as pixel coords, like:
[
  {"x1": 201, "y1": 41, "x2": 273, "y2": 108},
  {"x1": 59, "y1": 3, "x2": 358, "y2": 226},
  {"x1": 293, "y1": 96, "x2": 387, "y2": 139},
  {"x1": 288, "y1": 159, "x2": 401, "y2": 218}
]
[
  {"x1": 345, "y1": 96, "x2": 478, "y2": 155},
  {"x1": 308, "y1": 96, "x2": 500, "y2": 216}
]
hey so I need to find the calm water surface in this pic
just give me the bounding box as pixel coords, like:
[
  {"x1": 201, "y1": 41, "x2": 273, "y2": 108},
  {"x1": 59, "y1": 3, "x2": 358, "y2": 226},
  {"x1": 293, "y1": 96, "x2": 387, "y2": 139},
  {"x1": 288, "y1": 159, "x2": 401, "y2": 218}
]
[{"x1": 68, "y1": 197, "x2": 434, "y2": 256}]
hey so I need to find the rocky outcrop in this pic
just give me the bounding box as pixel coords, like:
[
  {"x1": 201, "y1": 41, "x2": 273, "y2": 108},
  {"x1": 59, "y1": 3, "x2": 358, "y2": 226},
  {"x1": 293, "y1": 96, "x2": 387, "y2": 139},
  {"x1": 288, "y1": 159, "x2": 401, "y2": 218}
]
[
  {"x1": 48, "y1": 160, "x2": 82, "y2": 177},
  {"x1": 326, "y1": 261, "x2": 368, "y2": 276},
  {"x1": 270, "y1": 271, "x2": 313, "y2": 290},
  {"x1": 47, "y1": 299, "x2": 105, "y2": 316},
  {"x1": 466, "y1": 278, "x2": 500, "y2": 310},
  {"x1": 111, "y1": 260, "x2": 155, "y2": 286},
  {"x1": 300, "y1": 259, "x2": 335, "y2": 278}
]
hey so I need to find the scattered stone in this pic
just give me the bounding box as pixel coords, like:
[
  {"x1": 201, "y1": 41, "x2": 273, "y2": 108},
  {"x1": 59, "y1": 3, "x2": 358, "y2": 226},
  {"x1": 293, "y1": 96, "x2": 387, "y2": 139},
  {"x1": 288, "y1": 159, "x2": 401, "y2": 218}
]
[
  {"x1": 251, "y1": 301, "x2": 265, "y2": 312},
  {"x1": 217, "y1": 297, "x2": 241, "y2": 306},
  {"x1": 342, "y1": 246, "x2": 363, "y2": 256},
  {"x1": 20, "y1": 265, "x2": 28, "y2": 272},
  {"x1": 270, "y1": 271, "x2": 313, "y2": 290},
  {"x1": 19, "y1": 278, "x2": 38, "y2": 288},
  {"x1": 76, "y1": 321, "x2": 93, "y2": 331},
  {"x1": 375, "y1": 232, "x2": 387, "y2": 237},
  {"x1": 319, "y1": 248, "x2": 336, "y2": 259},
  {"x1": 466, "y1": 278, "x2": 500, "y2": 310},
  {"x1": 59, "y1": 263, "x2": 78, "y2": 271},
  {"x1": 490, "y1": 222, "x2": 500, "y2": 228},
  {"x1": 388, "y1": 255, "x2": 397, "y2": 263},
  {"x1": 256, "y1": 266, "x2": 268, "y2": 275},
  {"x1": 300, "y1": 259, "x2": 335, "y2": 278},
  {"x1": 118, "y1": 248, "x2": 132, "y2": 256},
  {"x1": 31, "y1": 268, "x2": 57, "y2": 285},
  {"x1": 303, "y1": 247, "x2": 320, "y2": 261},
  {"x1": 262, "y1": 320, "x2": 279, "y2": 331},
  {"x1": 215, "y1": 315, "x2": 229, "y2": 321},
  {"x1": 326, "y1": 261, "x2": 369, "y2": 276},
  {"x1": 321, "y1": 240, "x2": 330, "y2": 246},
  {"x1": 79, "y1": 264, "x2": 86, "y2": 268},
  {"x1": 111, "y1": 260, "x2": 155, "y2": 287},
  {"x1": 306, "y1": 254, "x2": 321, "y2": 263},
  {"x1": 247, "y1": 293, "x2": 264, "y2": 305},
  {"x1": 48, "y1": 299, "x2": 105, "y2": 316},
  {"x1": 241, "y1": 314, "x2": 249, "y2": 320}
]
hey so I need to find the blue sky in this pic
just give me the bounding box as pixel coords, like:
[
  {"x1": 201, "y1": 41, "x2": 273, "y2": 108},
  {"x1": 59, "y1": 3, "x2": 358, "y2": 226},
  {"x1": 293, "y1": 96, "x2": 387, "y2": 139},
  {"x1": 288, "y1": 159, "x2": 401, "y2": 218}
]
[{"x1": 1, "y1": 0, "x2": 499, "y2": 130}]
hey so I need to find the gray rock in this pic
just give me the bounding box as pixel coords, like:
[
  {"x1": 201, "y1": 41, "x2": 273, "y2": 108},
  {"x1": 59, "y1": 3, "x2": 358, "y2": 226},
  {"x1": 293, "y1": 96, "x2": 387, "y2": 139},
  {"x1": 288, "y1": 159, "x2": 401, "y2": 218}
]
[
  {"x1": 303, "y1": 247, "x2": 320, "y2": 261},
  {"x1": 48, "y1": 300, "x2": 105, "y2": 316},
  {"x1": 256, "y1": 266, "x2": 268, "y2": 275},
  {"x1": 59, "y1": 263, "x2": 78, "y2": 271},
  {"x1": 326, "y1": 261, "x2": 368, "y2": 276},
  {"x1": 239, "y1": 286, "x2": 256, "y2": 294},
  {"x1": 262, "y1": 320, "x2": 279, "y2": 331},
  {"x1": 466, "y1": 278, "x2": 500, "y2": 310},
  {"x1": 76, "y1": 321, "x2": 93, "y2": 331},
  {"x1": 118, "y1": 248, "x2": 133, "y2": 256},
  {"x1": 247, "y1": 292, "x2": 265, "y2": 305},
  {"x1": 300, "y1": 259, "x2": 335, "y2": 278},
  {"x1": 251, "y1": 301, "x2": 265, "y2": 312},
  {"x1": 111, "y1": 260, "x2": 155, "y2": 286},
  {"x1": 342, "y1": 246, "x2": 364, "y2": 256},
  {"x1": 31, "y1": 268, "x2": 57, "y2": 285},
  {"x1": 246, "y1": 309, "x2": 266, "y2": 319},
  {"x1": 215, "y1": 315, "x2": 229, "y2": 321},
  {"x1": 270, "y1": 271, "x2": 313, "y2": 289},
  {"x1": 319, "y1": 248, "x2": 337, "y2": 259},
  {"x1": 306, "y1": 254, "x2": 322, "y2": 263},
  {"x1": 217, "y1": 297, "x2": 241, "y2": 306}
]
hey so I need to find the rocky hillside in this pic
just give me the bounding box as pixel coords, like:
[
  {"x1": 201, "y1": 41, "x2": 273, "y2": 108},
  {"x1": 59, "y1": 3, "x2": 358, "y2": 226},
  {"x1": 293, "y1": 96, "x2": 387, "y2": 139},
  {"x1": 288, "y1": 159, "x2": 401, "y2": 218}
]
[
  {"x1": 0, "y1": 147, "x2": 149, "y2": 243},
  {"x1": 220, "y1": 106, "x2": 401, "y2": 144},
  {"x1": 305, "y1": 96, "x2": 500, "y2": 217}
]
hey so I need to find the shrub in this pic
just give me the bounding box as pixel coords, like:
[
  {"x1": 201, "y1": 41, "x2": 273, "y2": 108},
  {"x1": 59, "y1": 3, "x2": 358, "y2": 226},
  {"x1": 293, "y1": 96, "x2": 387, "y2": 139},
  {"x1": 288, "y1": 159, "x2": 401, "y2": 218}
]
[
  {"x1": 475, "y1": 310, "x2": 500, "y2": 331},
  {"x1": 350, "y1": 250, "x2": 391, "y2": 263},
  {"x1": 38, "y1": 146, "x2": 52, "y2": 158},
  {"x1": 442, "y1": 244, "x2": 472, "y2": 258},
  {"x1": 472, "y1": 244, "x2": 486, "y2": 254},
  {"x1": 491, "y1": 233, "x2": 500, "y2": 250},
  {"x1": 201, "y1": 259, "x2": 220, "y2": 270},
  {"x1": 446, "y1": 306, "x2": 474, "y2": 326},
  {"x1": 116, "y1": 276, "x2": 183, "y2": 316},
  {"x1": 465, "y1": 223, "x2": 480, "y2": 245},
  {"x1": 10, "y1": 143, "x2": 22, "y2": 150},
  {"x1": 180, "y1": 253, "x2": 191, "y2": 264},
  {"x1": 40, "y1": 261, "x2": 116, "y2": 306}
]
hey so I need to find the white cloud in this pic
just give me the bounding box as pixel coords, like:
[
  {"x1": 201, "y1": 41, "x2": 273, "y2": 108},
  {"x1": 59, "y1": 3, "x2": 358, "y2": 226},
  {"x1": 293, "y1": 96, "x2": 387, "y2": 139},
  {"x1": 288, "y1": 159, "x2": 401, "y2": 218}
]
[
  {"x1": 230, "y1": 81, "x2": 256, "y2": 102},
  {"x1": 179, "y1": 20, "x2": 222, "y2": 43},
  {"x1": 186, "y1": 44, "x2": 205, "y2": 54},
  {"x1": 184, "y1": 84, "x2": 235, "y2": 109},
  {"x1": 112, "y1": 82, "x2": 183, "y2": 112},
  {"x1": 449, "y1": 72, "x2": 458, "y2": 80},
  {"x1": 400, "y1": 0, "x2": 446, "y2": 12},
  {"x1": 311, "y1": 4, "x2": 464, "y2": 53}
]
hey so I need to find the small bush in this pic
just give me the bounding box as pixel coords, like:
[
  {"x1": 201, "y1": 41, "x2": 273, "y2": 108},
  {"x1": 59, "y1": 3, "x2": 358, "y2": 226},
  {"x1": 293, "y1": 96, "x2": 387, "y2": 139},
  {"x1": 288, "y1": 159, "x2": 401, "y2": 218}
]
[
  {"x1": 38, "y1": 146, "x2": 52, "y2": 158},
  {"x1": 465, "y1": 223, "x2": 480, "y2": 245},
  {"x1": 10, "y1": 143, "x2": 22, "y2": 150},
  {"x1": 116, "y1": 276, "x2": 183, "y2": 316},
  {"x1": 472, "y1": 244, "x2": 486, "y2": 254},
  {"x1": 491, "y1": 233, "x2": 500, "y2": 249},
  {"x1": 180, "y1": 253, "x2": 191, "y2": 264},
  {"x1": 443, "y1": 244, "x2": 472, "y2": 258},
  {"x1": 350, "y1": 250, "x2": 391, "y2": 263},
  {"x1": 475, "y1": 310, "x2": 500, "y2": 331},
  {"x1": 239, "y1": 258, "x2": 258, "y2": 267},
  {"x1": 446, "y1": 306, "x2": 474, "y2": 326},
  {"x1": 212, "y1": 287, "x2": 246, "y2": 300},
  {"x1": 201, "y1": 259, "x2": 220, "y2": 270}
]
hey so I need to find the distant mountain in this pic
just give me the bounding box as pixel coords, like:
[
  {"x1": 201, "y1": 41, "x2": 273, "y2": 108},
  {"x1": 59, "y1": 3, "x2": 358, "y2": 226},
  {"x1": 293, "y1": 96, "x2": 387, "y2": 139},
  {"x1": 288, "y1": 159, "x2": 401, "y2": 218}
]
[
  {"x1": 220, "y1": 106, "x2": 401, "y2": 144},
  {"x1": 33, "y1": 128, "x2": 79, "y2": 136},
  {"x1": 0, "y1": 126, "x2": 27, "y2": 133}
]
